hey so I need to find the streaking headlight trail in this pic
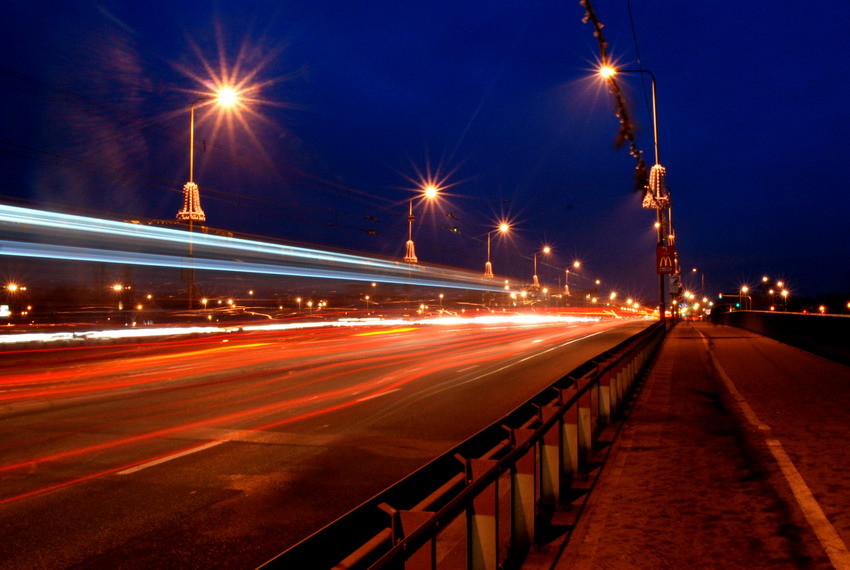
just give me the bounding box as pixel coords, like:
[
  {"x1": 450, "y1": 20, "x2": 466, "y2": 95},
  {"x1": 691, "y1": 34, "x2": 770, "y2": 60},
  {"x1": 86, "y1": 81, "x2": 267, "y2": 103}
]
[
  {"x1": 0, "y1": 313, "x2": 600, "y2": 345},
  {"x1": 0, "y1": 204, "x2": 506, "y2": 292}
]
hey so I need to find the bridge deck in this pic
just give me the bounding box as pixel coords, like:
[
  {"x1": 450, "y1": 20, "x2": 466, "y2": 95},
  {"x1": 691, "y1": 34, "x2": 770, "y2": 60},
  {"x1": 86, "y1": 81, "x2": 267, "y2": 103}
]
[{"x1": 537, "y1": 320, "x2": 850, "y2": 569}]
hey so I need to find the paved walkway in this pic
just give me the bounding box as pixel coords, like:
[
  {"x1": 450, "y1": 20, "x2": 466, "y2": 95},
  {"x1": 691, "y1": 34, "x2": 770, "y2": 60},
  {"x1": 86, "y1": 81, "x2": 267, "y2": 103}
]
[{"x1": 546, "y1": 321, "x2": 850, "y2": 569}]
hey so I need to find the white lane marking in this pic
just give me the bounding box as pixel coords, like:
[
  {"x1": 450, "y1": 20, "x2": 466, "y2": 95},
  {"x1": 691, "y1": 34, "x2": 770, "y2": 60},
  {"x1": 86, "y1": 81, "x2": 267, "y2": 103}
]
[
  {"x1": 356, "y1": 388, "x2": 402, "y2": 402},
  {"x1": 701, "y1": 336, "x2": 771, "y2": 432},
  {"x1": 455, "y1": 365, "x2": 479, "y2": 373},
  {"x1": 446, "y1": 330, "x2": 610, "y2": 390},
  {"x1": 117, "y1": 441, "x2": 224, "y2": 475},
  {"x1": 767, "y1": 439, "x2": 850, "y2": 567},
  {"x1": 698, "y1": 330, "x2": 850, "y2": 566}
]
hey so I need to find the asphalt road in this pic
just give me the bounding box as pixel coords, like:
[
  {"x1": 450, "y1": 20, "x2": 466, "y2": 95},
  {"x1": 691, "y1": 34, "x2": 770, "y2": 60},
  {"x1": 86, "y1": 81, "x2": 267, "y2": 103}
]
[{"x1": 0, "y1": 317, "x2": 651, "y2": 568}]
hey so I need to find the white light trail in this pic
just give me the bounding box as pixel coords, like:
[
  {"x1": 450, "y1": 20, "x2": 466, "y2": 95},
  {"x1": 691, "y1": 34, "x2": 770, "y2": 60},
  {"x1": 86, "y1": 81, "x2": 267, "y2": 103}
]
[
  {"x1": 0, "y1": 314, "x2": 601, "y2": 346},
  {"x1": 0, "y1": 204, "x2": 506, "y2": 292}
]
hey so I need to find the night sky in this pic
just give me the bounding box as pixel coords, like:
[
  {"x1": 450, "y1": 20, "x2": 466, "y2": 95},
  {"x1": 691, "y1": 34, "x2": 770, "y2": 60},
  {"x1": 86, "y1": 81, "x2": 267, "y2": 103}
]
[{"x1": 2, "y1": 1, "x2": 849, "y2": 301}]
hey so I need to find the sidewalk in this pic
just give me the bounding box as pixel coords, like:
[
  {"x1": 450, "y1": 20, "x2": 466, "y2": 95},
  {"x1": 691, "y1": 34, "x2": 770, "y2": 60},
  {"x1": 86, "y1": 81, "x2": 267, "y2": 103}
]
[{"x1": 542, "y1": 321, "x2": 850, "y2": 569}]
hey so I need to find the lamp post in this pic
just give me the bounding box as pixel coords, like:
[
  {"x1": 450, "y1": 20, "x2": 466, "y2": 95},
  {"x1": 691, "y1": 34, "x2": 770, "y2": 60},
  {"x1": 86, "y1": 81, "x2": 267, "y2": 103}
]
[
  {"x1": 533, "y1": 246, "x2": 551, "y2": 290},
  {"x1": 484, "y1": 222, "x2": 510, "y2": 278},
  {"x1": 692, "y1": 267, "x2": 705, "y2": 296},
  {"x1": 565, "y1": 260, "x2": 580, "y2": 296},
  {"x1": 600, "y1": 65, "x2": 670, "y2": 324},
  {"x1": 403, "y1": 183, "x2": 439, "y2": 264},
  {"x1": 177, "y1": 88, "x2": 238, "y2": 309}
]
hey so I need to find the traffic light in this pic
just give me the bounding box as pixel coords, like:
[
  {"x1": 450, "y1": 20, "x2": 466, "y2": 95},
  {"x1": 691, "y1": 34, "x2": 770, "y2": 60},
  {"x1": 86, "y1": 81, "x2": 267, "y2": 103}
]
[
  {"x1": 735, "y1": 302, "x2": 740, "y2": 308},
  {"x1": 718, "y1": 293, "x2": 723, "y2": 299}
]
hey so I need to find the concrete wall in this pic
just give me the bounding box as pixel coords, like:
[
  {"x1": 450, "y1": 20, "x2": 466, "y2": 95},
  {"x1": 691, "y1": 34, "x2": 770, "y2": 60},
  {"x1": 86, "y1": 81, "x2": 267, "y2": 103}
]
[{"x1": 716, "y1": 311, "x2": 850, "y2": 366}]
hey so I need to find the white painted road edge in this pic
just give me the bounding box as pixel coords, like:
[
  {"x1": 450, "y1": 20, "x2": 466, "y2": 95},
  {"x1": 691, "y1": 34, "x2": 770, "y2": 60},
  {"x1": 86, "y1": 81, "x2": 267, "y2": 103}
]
[
  {"x1": 117, "y1": 441, "x2": 224, "y2": 475},
  {"x1": 698, "y1": 330, "x2": 850, "y2": 568}
]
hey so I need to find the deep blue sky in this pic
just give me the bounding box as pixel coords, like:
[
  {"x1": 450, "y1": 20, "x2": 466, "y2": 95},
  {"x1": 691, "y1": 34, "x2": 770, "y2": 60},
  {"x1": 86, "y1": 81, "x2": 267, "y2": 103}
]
[{"x1": 2, "y1": 1, "x2": 849, "y2": 300}]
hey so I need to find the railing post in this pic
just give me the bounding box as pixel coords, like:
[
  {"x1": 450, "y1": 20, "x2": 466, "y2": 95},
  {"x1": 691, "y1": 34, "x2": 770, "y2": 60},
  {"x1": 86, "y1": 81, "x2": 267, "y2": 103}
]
[
  {"x1": 467, "y1": 458, "x2": 498, "y2": 570},
  {"x1": 614, "y1": 366, "x2": 624, "y2": 415},
  {"x1": 559, "y1": 387, "x2": 579, "y2": 478},
  {"x1": 538, "y1": 406, "x2": 560, "y2": 509},
  {"x1": 578, "y1": 385, "x2": 592, "y2": 464},
  {"x1": 397, "y1": 511, "x2": 435, "y2": 569},
  {"x1": 510, "y1": 428, "x2": 536, "y2": 550},
  {"x1": 598, "y1": 371, "x2": 612, "y2": 424}
]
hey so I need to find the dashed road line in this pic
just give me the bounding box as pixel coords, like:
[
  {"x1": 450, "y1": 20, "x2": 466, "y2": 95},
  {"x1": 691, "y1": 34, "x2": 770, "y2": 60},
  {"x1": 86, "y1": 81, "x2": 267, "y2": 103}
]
[{"x1": 117, "y1": 441, "x2": 224, "y2": 475}]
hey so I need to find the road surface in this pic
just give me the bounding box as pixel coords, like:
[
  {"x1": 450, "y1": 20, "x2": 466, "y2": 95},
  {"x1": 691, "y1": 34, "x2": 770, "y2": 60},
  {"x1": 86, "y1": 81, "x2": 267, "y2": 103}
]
[{"x1": 0, "y1": 316, "x2": 651, "y2": 568}]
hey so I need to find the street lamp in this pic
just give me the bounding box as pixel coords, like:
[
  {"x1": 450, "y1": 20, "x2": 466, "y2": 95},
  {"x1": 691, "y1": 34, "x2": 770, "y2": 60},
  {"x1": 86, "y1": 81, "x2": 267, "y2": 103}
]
[
  {"x1": 177, "y1": 88, "x2": 240, "y2": 309},
  {"x1": 484, "y1": 221, "x2": 510, "y2": 279},
  {"x1": 599, "y1": 65, "x2": 670, "y2": 324},
  {"x1": 564, "y1": 260, "x2": 581, "y2": 296},
  {"x1": 533, "y1": 245, "x2": 551, "y2": 290},
  {"x1": 403, "y1": 183, "x2": 440, "y2": 264}
]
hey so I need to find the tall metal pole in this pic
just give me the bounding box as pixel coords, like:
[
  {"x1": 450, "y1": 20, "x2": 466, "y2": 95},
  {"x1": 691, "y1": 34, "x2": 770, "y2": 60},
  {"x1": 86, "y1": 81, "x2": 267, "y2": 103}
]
[
  {"x1": 648, "y1": 72, "x2": 666, "y2": 324},
  {"x1": 624, "y1": 68, "x2": 666, "y2": 323},
  {"x1": 483, "y1": 231, "x2": 494, "y2": 278},
  {"x1": 187, "y1": 101, "x2": 197, "y2": 309},
  {"x1": 189, "y1": 102, "x2": 196, "y2": 183},
  {"x1": 403, "y1": 196, "x2": 418, "y2": 263},
  {"x1": 180, "y1": 97, "x2": 209, "y2": 310}
]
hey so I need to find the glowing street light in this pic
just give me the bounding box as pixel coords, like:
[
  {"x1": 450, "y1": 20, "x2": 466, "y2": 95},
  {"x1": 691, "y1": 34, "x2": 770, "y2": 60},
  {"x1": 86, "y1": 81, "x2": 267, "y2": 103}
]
[
  {"x1": 178, "y1": 88, "x2": 240, "y2": 223},
  {"x1": 178, "y1": 87, "x2": 240, "y2": 309},
  {"x1": 403, "y1": 182, "x2": 441, "y2": 264},
  {"x1": 741, "y1": 285, "x2": 751, "y2": 310},
  {"x1": 533, "y1": 246, "x2": 551, "y2": 290},
  {"x1": 598, "y1": 65, "x2": 617, "y2": 79},
  {"x1": 564, "y1": 260, "x2": 581, "y2": 296},
  {"x1": 599, "y1": 64, "x2": 669, "y2": 323},
  {"x1": 484, "y1": 221, "x2": 510, "y2": 279}
]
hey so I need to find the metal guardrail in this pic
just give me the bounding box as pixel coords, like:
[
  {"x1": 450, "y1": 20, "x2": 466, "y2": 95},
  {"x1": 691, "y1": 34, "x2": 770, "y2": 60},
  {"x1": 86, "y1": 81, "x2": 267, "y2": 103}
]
[{"x1": 261, "y1": 321, "x2": 666, "y2": 569}]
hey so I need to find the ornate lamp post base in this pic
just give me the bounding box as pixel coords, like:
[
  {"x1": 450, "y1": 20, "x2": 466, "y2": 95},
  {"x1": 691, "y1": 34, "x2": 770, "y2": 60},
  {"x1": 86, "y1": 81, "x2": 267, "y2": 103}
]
[
  {"x1": 404, "y1": 240, "x2": 418, "y2": 264},
  {"x1": 483, "y1": 261, "x2": 494, "y2": 279}
]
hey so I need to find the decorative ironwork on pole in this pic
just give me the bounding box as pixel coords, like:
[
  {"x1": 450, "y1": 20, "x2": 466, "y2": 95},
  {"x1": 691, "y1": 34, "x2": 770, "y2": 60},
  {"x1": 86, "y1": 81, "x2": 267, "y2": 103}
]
[
  {"x1": 403, "y1": 198, "x2": 418, "y2": 263},
  {"x1": 642, "y1": 164, "x2": 670, "y2": 210},
  {"x1": 177, "y1": 181, "x2": 206, "y2": 222},
  {"x1": 483, "y1": 231, "x2": 494, "y2": 278}
]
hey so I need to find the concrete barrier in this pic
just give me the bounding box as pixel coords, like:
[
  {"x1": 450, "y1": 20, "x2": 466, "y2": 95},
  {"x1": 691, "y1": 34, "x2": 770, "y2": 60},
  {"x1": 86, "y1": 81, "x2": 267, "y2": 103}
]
[{"x1": 715, "y1": 311, "x2": 850, "y2": 366}]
